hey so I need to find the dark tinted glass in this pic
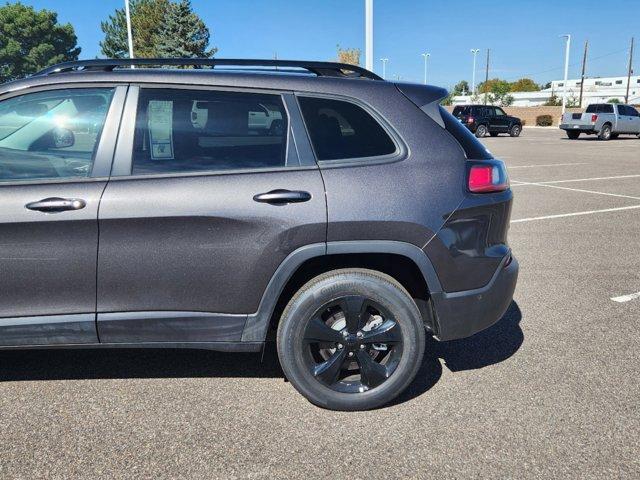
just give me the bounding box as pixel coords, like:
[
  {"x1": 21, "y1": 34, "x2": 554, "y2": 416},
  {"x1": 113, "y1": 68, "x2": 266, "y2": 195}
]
[
  {"x1": 439, "y1": 106, "x2": 493, "y2": 160},
  {"x1": 0, "y1": 88, "x2": 114, "y2": 182},
  {"x1": 298, "y1": 97, "x2": 396, "y2": 161},
  {"x1": 585, "y1": 104, "x2": 598, "y2": 113},
  {"x1": 628, "y1": 106, "x2": 639, "y2": 117},
  {"x1": 602, "y1": 104, "x2": 614, "y2": 113},
  {"x1": 132, "y1": 88, "x2": 288, "y2": 175},
  {"x1": 618, "y1": 105, "x2": 629, "y2": 115}
]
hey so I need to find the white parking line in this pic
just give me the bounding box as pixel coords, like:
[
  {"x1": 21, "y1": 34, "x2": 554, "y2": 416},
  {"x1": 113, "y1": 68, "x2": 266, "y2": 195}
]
[
  {"x1": 511, "y1": 174, "x2": 640, "y2": 186},
  {"x1": 513, "y1": 181, "x2": 640, "y2": 201},
  {"x1": 508, "y1": 163, "x2": 589, "y2": 169},
  {"x1": 511, "y1": 204, "x2": 640, "y2": 223},
  {"x1": 611, "y1": 292, "x2": 640, "y2": 303}
]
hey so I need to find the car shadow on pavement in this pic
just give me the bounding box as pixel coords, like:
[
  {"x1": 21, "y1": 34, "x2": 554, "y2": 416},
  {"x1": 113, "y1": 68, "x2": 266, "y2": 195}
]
[
  {"x1": 392, "y1": 301, "x2": 523, "y2": 405},
  {"x1": 0, "y1": 302, "x2": 523, "y2": 407}
]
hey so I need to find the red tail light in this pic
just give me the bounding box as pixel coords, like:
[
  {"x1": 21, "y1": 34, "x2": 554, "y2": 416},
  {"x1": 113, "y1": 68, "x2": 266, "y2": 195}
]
[
  {"x1": 591, "y1": 114, "x2": 598, "y2": 123},
  {"x1": 467, "y1": 161, "x2": 509, "y2": 193}
]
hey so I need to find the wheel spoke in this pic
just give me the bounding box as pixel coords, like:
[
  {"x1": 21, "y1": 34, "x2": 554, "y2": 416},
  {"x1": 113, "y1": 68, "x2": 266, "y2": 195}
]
[
  {"x1": 339, "y1": 296, "x2": 367, "y2": 333},
  {"x1": 304, "y1": 316, "x2": 343, "y2": 343},
  {"x1": 356, "y1": 350, "x2": 389, "y2": 389},
  {"x1": 361, "y1": 319, "x2": 401, "y2": 344},
  {"x1": 314, "y1": 349, "x2": 347, "y2": 385}
]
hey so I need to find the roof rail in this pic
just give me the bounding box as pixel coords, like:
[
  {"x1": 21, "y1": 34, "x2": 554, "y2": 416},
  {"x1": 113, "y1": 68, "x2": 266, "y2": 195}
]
[{"x1": 35, "y1": 58, "x2": 383, "y2": 80}]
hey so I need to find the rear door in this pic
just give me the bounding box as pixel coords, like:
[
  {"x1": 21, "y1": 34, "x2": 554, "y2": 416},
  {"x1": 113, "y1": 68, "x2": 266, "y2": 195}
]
[
  {"x1": 0, "y1": 85, "x2": 125, "y2": 345},
  {"x1": 490, "y1": 107, "x2": 510, "y2": 132},
  {"x1": 627, "y1": 105, "x2": 640, "y2": 133},
  {"x1": 96, "y1": 85, "x2": 326, "y2": 343}
]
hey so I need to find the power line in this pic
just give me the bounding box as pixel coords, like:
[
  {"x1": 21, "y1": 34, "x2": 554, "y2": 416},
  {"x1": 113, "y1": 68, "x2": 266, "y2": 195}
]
[{"x1": 499, "y1": 47, "x2": 629, "y2": 82}]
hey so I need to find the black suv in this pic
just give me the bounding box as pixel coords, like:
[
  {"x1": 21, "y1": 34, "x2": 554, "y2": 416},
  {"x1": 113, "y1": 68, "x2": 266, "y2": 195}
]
[
  {"x1": 0, "y1": 59, "x2": 518, "y2": 410},
  {"x1": 453, "y1": 104, "x2": 522, "y2": 138}
]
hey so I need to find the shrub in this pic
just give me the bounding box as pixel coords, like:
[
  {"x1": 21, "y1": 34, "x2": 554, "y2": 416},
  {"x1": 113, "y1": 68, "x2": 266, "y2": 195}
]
[{"x1": 536, "y1": 115, "x2": 553, "y2": 127}]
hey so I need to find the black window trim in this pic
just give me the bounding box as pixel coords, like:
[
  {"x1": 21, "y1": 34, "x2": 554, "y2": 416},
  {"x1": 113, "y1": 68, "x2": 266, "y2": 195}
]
[
  {"x1": 0, "y1": 83, "x2": 127, "y2": 187},
  {"x1": 111, "y1": 83, "x2": 318, "y2": 180},
  {"x1": 294, "y1": 91, "x2": 407, "y2": 168}
]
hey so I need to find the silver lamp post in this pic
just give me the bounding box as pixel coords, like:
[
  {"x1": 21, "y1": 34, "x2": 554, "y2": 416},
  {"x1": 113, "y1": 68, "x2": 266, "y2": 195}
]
[
  {"x1": 470, "y1": 49, "x2": 480, "y2": 94},
  {"x1": 124, "y1": 0, "x2": 135, "y2": 68},
  {"x1": 421, "y1": 53, "x2": 430, "y2": 85},
  {"x1": 380, "y1": 58, "x2": 389, "y2": 80},
  {"x1": 560, "y1": 34, "x2": 571, "y2": 114}
]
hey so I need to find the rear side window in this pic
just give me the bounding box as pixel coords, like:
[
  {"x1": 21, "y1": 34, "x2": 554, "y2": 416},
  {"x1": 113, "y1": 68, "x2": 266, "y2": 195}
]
[
  {"x1": 132, "y1": 88, "x2": 288, "y2": 175},
  {"x1": 298, "y1": 96, "x2": 396, "y2": 161},
  {"x1": 439, "y1": 106, "x2": 492, "y2": 160},
  {"x1": 587, "y1": 104, "x2": 615, "y2": 114}
]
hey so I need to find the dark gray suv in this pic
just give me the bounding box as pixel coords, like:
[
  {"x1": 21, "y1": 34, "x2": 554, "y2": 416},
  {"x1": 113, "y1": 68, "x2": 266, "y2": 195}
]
[{"x1": 0, "y1": 59, "x2": 518, "y2": 410}]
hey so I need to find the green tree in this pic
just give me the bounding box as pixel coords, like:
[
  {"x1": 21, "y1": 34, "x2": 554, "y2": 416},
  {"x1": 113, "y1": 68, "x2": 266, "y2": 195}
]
[
  {"x1": 607, "y1": 98, "x2": 621, "y2": 104},
  {"x1": 482, "y1": 79, "x2": 512, "y2": 106},
  {"x1": 0, "y1": 2, "x2": 80, "y2": 83},
  {"x1": 452, "y1": 80, "x2": 470, "y2": 96},
  {"x1": 157, "y1": 0, "x2": 216, "y2": 58},
  {"x1": 510, "y1": 78, "x2": 540, "y2": 92},
  {"x1": 100, "y1": 0, "x2": 171, "y2": 58}
]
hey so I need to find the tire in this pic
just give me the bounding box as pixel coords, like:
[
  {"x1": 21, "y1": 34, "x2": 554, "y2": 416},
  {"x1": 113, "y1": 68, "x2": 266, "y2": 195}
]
[
  {"x1": 489, "y1": 132, "x2": 499, "y2": 137},
  {"x1": 277, "y1": 268, "x2": 426, "y2": 411},
  {"x1": 566, "y1": 130, "x2": 580, "y2": 140},
  {"x1": 598, "y1": 124, "x2": 612, "y2": 141},
  {"x1": 475, "y1": 124, "x2": 488, "y2": 138},
  {"x1": 509, "y1": 124, "x2": 522, "y2": 137}
]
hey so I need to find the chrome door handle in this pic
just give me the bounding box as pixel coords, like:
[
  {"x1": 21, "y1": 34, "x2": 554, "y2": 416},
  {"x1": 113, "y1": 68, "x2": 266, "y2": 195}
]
[{"x1": 25, "y1": 197, "x2": 86, "y2": 213}]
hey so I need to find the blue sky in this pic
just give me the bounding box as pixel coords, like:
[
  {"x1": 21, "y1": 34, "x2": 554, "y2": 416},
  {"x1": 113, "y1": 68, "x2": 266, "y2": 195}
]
[{"x1": 21, "y1": 0, "x2": 640, "y2": 88}]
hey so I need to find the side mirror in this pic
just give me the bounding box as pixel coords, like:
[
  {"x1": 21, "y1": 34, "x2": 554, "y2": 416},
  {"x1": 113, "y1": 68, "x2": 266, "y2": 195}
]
[{"x1": 51, "y1": 128, "x2": 75, "y2": 149}]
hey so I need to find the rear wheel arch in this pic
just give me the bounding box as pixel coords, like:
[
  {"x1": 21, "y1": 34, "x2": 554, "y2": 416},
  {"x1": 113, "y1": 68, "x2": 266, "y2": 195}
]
[{"x1": 240, "y1": 241, "x2": 441, "y2": 342}]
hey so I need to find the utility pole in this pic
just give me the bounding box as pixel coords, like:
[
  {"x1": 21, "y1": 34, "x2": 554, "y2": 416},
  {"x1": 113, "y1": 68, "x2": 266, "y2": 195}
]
[
  {"x1": 421, "y1": 53, "x2": 430, "y2": 85},
  {"x1": 484, "y1": 49, "x2": 490, "y2": 105},
  {"x1": 124, "y1": 0, "x2": 135, "y2": 68},
  {"x1": 470, "y1": 49, "x2": 479, "y2": 94},
  {"x1": 561, "y1": 34, "x2": 571, "y2": 114},
  {"x1": 365, "y1": 0, "x2": 373, "y2": 71},
  {"x1": 380, "y1": 58, "x2": 388, "y2": 79},
  {"x1": 578, "y1": 40, "x2": 588, "y2": 108},
  {"x1": 625, "y1": 37, "x2": 634, "y2": 104}
]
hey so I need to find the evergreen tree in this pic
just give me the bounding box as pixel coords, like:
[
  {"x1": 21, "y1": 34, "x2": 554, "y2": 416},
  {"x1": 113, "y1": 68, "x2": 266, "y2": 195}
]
[
  {"x1": 157, "y1": 0, "x2": 217, "y2": 58},
  {"x1": 100, "y1": 0, "x2": 170, "y2": 58},
  {"x1": 0, "y1": 2, "x2": 80, "y2": 83}
]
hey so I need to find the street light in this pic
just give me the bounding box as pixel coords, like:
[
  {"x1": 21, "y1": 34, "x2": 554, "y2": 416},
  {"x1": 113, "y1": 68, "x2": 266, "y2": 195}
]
[
  {"x1": 470, "y1": 49, "x2": 480, "y2": 94},
  {"x1": 124, "y1": 0, "x2": 135, "y2": 68},
  {"x1": 421, "y1": 53, "x2": 430, "y2": 85},
  {"x1": 560, "y1": 34, "x2": 571, "y2": 114},
  {"x1": 380, "y1": 58, "x2": 389, "y2": 80}
]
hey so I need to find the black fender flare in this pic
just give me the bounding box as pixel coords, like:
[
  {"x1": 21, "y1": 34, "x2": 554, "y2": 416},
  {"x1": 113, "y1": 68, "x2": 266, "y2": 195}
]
[{"x1": 240, "y1": 240, "x2": 442, "y2": 342}]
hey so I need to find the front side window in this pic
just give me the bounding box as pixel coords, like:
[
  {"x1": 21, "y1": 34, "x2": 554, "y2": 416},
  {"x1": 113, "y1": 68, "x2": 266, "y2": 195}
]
[
  {"x1": 0, "y1": 88, "x2": 114, "y2": 182},
  {"x1": 298, "y1": 96, "x2": 396, "y2": 161},
  {"x1": 132, "y1": 88, "x2": 288, "y2": 175},
  {"x1": 494, "y1": 107, "x2": 507, "y2": 116}
]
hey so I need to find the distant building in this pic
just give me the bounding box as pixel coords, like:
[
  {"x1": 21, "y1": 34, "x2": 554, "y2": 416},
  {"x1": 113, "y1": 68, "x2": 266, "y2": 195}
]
[{"x1": 453, "y1": 75, "x2": 640, "y2": 107}]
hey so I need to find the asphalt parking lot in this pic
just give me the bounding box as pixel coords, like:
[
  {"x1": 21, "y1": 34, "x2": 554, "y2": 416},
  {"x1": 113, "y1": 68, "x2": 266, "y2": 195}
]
[{"x1": 1, "y1": 128, "x2": 638, "y2": 479}]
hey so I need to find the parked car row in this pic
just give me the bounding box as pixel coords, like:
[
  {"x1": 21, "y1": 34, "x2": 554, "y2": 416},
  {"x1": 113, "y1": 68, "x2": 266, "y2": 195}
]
[
  {"x1": 559, "y1": 103, "x2": 640, "y2": 140},
  {"x1": 453, "y1": 102, "x2": 640, "y2": 141}
]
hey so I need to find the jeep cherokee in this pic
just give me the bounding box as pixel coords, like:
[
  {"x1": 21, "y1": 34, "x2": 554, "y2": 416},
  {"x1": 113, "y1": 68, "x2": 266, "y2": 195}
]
[{"x1": 0, "y1": 59, "x2": 518, "y2": 411}]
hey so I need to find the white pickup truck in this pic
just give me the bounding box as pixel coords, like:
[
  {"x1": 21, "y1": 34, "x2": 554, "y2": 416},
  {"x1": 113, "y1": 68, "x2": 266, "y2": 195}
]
[{"x1": 559, "y1": 103, "x2": 640, "y2": 140}]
